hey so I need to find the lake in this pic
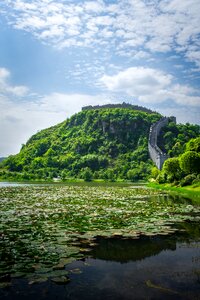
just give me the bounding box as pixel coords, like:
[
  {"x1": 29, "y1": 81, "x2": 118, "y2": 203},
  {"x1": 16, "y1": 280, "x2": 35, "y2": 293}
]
[{"x1": 0, "y1": 182, "x2": 200, "y2": 299}]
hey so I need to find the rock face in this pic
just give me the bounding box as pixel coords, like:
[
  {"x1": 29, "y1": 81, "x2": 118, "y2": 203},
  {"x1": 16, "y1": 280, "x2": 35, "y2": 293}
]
[{"x1": 148, "y1": 117, "x2": 176, "y2": 170}]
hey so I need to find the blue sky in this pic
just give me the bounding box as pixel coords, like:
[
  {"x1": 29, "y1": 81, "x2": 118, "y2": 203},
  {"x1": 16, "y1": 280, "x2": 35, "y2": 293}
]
[{"x1": 0, "y1": 0, "x2": 200, "y2": 156}]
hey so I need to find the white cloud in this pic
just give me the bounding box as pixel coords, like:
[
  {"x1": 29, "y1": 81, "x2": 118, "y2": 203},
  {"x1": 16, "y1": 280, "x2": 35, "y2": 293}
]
[
  {"x1": 2, "y1": 0, "x2": 200, "y2": 66},
  {"x1": 0, "y1": 88, "x2": 109, "y2": 156},
  {"x1": 100, "y1": 66, "x2": 200, "y2": 106},
  {"x1": 132, "y1": 51, "x2": 151, "y2": 60},
  {"x1": 101, "y1": 67, "x2": 172, "y2": 96},
  {"x1": 0, "y1": 65, "x2": 199, "y2": 156},
  {"x1": 0, "y1": 67, "x2": 29, "y2": 96}
]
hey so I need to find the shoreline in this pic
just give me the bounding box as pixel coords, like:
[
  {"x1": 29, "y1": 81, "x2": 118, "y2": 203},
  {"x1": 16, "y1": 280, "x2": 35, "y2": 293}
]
[{"x1": 148, "y1": 182, "x2": 200, "y2": 203}]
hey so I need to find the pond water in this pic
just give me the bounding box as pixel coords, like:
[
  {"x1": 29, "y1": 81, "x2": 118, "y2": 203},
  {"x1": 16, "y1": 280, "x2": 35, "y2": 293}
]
[
  {"x1": 0, "y1": 182, "x2": 29, "y2": 187},
  {"x1": 0, "y1": 183, "x2": 200, "y2": 299}
]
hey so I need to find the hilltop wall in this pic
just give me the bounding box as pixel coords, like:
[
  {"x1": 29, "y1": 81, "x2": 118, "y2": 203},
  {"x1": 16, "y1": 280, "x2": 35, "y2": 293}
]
[
  {"x1": 82, "y1": 102, "x2": 155, "y2": 114},
  {"x1": 148, "y1": 117, "x2": 176, "y2": 170}
]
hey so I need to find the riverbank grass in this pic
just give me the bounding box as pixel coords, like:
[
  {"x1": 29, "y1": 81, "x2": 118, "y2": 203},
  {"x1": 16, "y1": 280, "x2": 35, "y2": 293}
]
[{"x1": 148, "y1": 182, "x2": 200, "y2": 203}]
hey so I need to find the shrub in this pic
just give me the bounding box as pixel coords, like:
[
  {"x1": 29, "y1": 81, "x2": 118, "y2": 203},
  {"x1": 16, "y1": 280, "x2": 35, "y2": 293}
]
[
  {"x1": 180, "y1": 174, "x2": 197, "y2": 187},
  {"x1": 163, "y1": 157, "x2": 182, "y2": 182},
  {"x1": 81, "y1": 167, "x2": 93, "y2": 182},
  {"x1": 127, "y1": 169, "x2": 140, "y2": 181},
  {"x1": 180, "y1": 151, "x2": 200, "y2": 174},
  {"x1": 151, "y1": 167, "x2": 160, "y2": 179},
  {"x1": 156, "y1": 171, "x2": 167, "y2": 184}
]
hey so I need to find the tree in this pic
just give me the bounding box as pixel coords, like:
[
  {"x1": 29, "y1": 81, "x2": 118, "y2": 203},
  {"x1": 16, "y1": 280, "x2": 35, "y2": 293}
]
[
  {"x1": 186, "y1": 137, "x2": 200, "y2": 152},
  {"x1": 104, "y1": 168, "x2": 116, "y2": 181},
  {"x1": 127, "y1": 169, "x2": 140, "y2": 181},
  {"x1": 81, "y1": 167, "x2": 93, "y2": 182},
  {"x1": 180, "y1": 151, "x2": 200, "y2": 174},
  {"x1": 163, "y1": 157, "x2": 182, "y2": 182},
  {"x1": 151, "y1": 167, "x2": 160, "y2": 179}
]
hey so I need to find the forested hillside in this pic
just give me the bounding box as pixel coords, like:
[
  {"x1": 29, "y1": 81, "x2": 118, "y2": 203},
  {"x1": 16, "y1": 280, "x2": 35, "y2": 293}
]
[{"x1": 0, "y1": 107, "x2": 199, "y2": 181}]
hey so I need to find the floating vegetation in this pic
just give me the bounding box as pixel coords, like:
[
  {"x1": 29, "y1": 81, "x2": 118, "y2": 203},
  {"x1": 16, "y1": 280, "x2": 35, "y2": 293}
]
[
  {"x1": 0, "y1": 184, "x2": 200, "y2": 286},
  {"x1": 146, "y1": 280, "x2": 179, "y2": 295}
]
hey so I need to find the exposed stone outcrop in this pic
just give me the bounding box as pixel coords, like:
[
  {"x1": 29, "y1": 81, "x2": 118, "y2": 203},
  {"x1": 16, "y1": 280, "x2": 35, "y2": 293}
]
[{"x1": 148, "y1": 117, "x2": 176, "y2": 170}]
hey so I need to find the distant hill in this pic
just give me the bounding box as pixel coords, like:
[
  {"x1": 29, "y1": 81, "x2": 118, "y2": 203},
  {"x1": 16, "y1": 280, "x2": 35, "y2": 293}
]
[{"x1": 0, "y1": 105, "x2": 199, "y2": 181}]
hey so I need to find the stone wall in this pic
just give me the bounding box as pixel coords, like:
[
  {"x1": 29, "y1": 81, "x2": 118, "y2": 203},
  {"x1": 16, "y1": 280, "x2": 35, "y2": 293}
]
[
  {"x1": 148, "y1": 117, "x2": 176, "y2": 170},
  {"x1": 82, "y1": 102, "x2": 155, "y2": 114}
]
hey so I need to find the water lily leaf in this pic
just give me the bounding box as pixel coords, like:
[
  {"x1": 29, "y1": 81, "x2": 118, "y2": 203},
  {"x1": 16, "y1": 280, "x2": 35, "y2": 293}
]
[
  {"x1": 146, "y1": 280, "x2": 178, "y2": 294},
  {"x1": 51, "y1": 276, "x2": 70, "y2": 284},
  {"x1": 28, "y1": 277, "x2": 48, "y2": 284},
  {"x1": 0, "y1": 281, "x2": 11, "y2": 289},
  {"x1": 69, "y1": 268, "x2": 82, "y2": 274}
]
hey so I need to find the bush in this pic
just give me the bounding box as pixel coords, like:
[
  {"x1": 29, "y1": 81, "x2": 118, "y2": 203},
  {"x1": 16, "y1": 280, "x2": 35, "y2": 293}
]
[
  {"x1": 156, "y1": 171, "x2": 167, "y2": 184},
  {"x1": 180, "y1": 151, "x2": 200, "y2": 174},
  {"x1": 151, "y1": 167, "x2": 160, "y2": 179},
  {"x1": 80, "y1": 167, "x2": 93, "y2": 182},
  {"x1": 180, "y1": 174, "x2": 197, "y2": 187},
  {"x1": 163, "y1": 157, "x2": 182, "y2": 182},
  {"x1": 127, "y1": 169, "x2": 140, "y2": 181}
]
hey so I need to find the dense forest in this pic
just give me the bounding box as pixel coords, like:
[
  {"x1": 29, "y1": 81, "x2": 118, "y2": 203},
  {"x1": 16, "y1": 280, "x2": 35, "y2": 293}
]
[{"x1": 0, "y1": 107, "x2": 199, "y2": 182}]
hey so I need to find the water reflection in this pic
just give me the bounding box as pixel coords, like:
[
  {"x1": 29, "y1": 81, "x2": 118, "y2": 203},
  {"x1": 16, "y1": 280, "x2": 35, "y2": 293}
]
[
  {"x1": 90, "y1": 236, "x2": 176, "y2": 262},
  {"x1": 1, "y1": 224, "x2": 200, "y2": 300},
  {"x1": 0, "y1": 183, "x2": 200, "y2": 299},
  {"x1": 0, "y1": 182, "x2": 27, "y2": 187}
]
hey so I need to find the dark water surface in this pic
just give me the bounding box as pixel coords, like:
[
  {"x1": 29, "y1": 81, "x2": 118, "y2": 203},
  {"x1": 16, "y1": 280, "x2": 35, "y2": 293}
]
[
  {"x1": 0, "y1": 182, "x2": 200, "y2": 299},
  {"x1": 1, "y1": 233, "x2": 200, "y2": 300}
]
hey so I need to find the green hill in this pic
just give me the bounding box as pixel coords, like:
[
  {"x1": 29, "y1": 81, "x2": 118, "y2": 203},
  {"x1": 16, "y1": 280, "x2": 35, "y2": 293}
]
[{"x1": 0, "y1": 106, "x2": 199, "y2": 181}]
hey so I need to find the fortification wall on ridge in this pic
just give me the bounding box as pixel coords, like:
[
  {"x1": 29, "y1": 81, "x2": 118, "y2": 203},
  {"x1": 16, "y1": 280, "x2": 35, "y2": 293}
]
[
  {"x1": 148, "y1": 117, "x2": 176, "y2": 170},
  {"x1": 82, "y1": 102, "x2": 155, "y2": 114}
]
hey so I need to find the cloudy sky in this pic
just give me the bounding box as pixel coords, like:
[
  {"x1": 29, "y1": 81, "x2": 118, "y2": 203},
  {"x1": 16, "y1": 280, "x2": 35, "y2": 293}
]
[{"x1": 0, "y1": 0, "x2": 200, "y2": 156}]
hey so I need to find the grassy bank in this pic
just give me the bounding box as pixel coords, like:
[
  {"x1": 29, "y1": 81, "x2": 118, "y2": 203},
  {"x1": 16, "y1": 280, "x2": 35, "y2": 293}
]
[{"x1": 148, "y1": 182, "x2": 200, "y2": 204}]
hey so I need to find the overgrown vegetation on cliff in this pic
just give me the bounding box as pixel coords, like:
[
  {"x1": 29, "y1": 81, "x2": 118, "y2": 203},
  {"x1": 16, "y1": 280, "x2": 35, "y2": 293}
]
[{"x1": 0, "y1": 108, "x2": 160, "y2": 181}]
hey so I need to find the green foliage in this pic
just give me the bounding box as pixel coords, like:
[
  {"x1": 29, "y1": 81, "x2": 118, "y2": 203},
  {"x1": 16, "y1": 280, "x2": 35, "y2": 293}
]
[
  {"x1": 180, "y1": 174, "x2": 197, "y2": 187},
  {"x1": 186, "y1": 137, "x2": 200, "y2": 152},
  {"x1": 80, "y1": 167, "x2": 93, "y2": 182},
  {"x1": 179, "y1": 151, "x2": 200, "y2": 174},
  {"x1": 156, "y1": 137, "x2": 200, "y2": 186},
  {"x1": 127, "y1": 169, "x2": 141, "y2": 181},
  {"x1": 0, "y1": 108, "x2": 162, "y2": 181},
  {"x1": 1, "y1": 107, "x2": 199, "y2": 182},
  {"x1": 151, "y1": 167, "x2": 160, "y2": 179},
  {"x1": 158, "y1": 122, "x2": 200, "y2": 157},
  {"x1": 163, "y1": 157, "x2": 182, "y2": 182}
]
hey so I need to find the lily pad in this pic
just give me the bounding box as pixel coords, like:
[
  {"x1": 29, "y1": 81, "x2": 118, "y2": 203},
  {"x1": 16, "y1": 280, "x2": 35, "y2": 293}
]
[
  {"x1": 1, "y1": 184, "x2": 200, "y2": 283},
  {"x1": 51, "y1": 276, "x2": 70, "y2": 284}
]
